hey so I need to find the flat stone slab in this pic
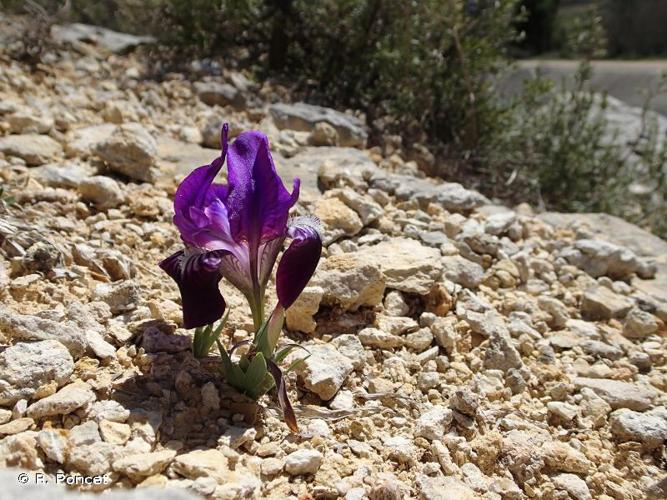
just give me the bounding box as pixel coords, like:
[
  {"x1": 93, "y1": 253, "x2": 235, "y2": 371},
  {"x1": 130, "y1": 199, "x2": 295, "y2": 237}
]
[{"x1": 573, "y1": 377, "x2": 657, "y2": 411}]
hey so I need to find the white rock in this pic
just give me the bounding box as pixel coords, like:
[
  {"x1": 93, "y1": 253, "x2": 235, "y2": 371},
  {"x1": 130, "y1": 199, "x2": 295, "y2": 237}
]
[
  {"x1": 270, "y1": 102, "x2": 367, "y2": 148},
  {"x1": 383, "y1": 290, "x2": 410, "y2": 317},
  {"x1": 96, "y1": 123, "x2": 157, "y2": 181},
  {"x1": 78, "y1": 175, "x2": 125, "y2": 209},
  {"x1": 26, "y1": 382, "x2": 95, "y2": 419},
  {"x1": 0, "y1": 309, "x2": 87, "y2": 358},
  {"x1": 67, "y1": 441, "x2": 120, "y2": 476},
  {"x1": 610, "y1": 408, "x2": 667, "y2": 449},
  {"x1": 404, "y1": 328, "x2": 434, "y2": 352},
  {"x1": 415, "y1": 406, "x2": 453, "y2": 441},
  {"x1": 551, "y1": 473, "x2": 592, "y2": 500},
  {"x1": 87, "y1": 400, "x2": 130, "y2": 422},
  {"x1": 93, "y1": 280, "x2": 140, "y2": 314},
  {"x1": 68, "y1": 420, "x2": 101, "y2": 446},
  {"x1": 623, "y1": 308, "x2": 659, "y2": 339},
  {"x1": 285, "y1": 286, "x2": 323, "y2": 334},
  {"x1": 547, "y1": 401, "x2": 580, "y2": 423},
  {"x1": 383, "y1": 436, "x2": 417, "y2": 464},
  {"x1": 66, "y1": 124, "x2": 116, "y2": 158},
  {"x1": 0, "y1": 340, "x2": 74, "y2": 405},
  {"x1": 358, "y1": 327, "x2": 404, "y2": 349},
  {"x1": 290, "y1": 343, "x2": 353, "y2": 400},
  {"x1": 574, "y1": 377, "x2": 656, "y2": 411},
  {"x1": 36, "y1": 428, "x2": 70, "y2": 463},
  {"x1": 357, "y1": 238, "x2": 442, "y2": 294},
  {"x1": 112, "y1": 449, "x2": 176, "y2": 479},
  {"x1": 284, "y1": 448, "x2": 323, "y2": 475},
  {"x1": 441, "y1": 255, "x2": 485, "y2": 289},
  {"x1": 85, "y1": 330, "x2": 118, "y2": 360},
  {"x1": 313, "y1": 254, "x2": 386, "y2": 311},
  {"x1": 99, "y1": 420, "x2": 131, "y2": 445},
  {"x1": 331, "y1": 188, "x2": 383, "y2": 225},
  {"x1": 330, "y1": 334, "x2": 366, "y2": 369},
  {"x1": 0, "y1": 134, "x2": 62, "y2": 166}
]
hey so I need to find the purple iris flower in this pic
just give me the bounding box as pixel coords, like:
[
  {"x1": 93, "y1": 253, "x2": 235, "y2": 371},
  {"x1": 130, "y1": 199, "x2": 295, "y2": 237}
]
[{"x1": 159, "y1": 123, "x2": 322, "y2": 329}]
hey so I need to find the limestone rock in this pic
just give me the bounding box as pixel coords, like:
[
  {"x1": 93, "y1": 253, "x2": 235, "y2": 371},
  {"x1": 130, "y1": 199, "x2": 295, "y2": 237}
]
[
  {"x1": 0, "y1": 340, "x2": 74, "y2": 405},
  {"x1": 623, "y1": 308, "x2": 659, "y2": 339},
  {"x1": 284, "y1": 448, "x2": 323, "y2": 475},
  {"x1": 314, "y1": 254, "x2": 385, "y2": 311},
  {"x1": 36, "y1": 428, "x2": 70, "y2": 463},
  {"x1": 416, "y1": 475, "x2": 477, "y2": 500},
  {"x1": 551, "y1": 473, "x2": 592, "y2": 500},
  {"x1": 194, "y1": 81, "x2": 245, "y2": 109},
  {"x1": 442, "y1": 255, "x2": 485, "y2": 289},
  {"x1": 313, "y1": 197, "x2": 363, "y2": 240},
  {"x1": 415, "y1": 406, "x2": 453, "y2": 441},
  {"x1": 357, "y1": 327, "x2": 404, "y2": 349},
  {"x1": 93, "y1": 280, "x2": 140, "y2": 314},
  {"x1": 173, "y1": 449, "x2": 227, "y2": 479},
  {"x1": 574, "y1": 377, "x2": 656, "y2": 411},
  {"x1": 26, "y1": 382, "x2": 95, "y2": 419},
  {"x1": 65, "y1": 124, "x2": 116, "y2": 158},
  {"x1": 581, "y1": 286, "x2": 633, "y2": 320},
  {"x1": 371, "y1": 173, "x2": 489, "y2": 212},
  {"x1": 0, "y1": 134, "x2": 62, "y2": 166},
  {"x1": 290, "y1": 343, "x2": 354, "y2": 401},
  {"x1": 96, "y1": 123, "x2": 157, "y2": 182},
  {"x1": 78, "y1": 175, "x2": 125, "y2": 209},
  {"x1": 561, "y1": 238, "x2": 639, "y2": 279},
  {"x1": 270, "y1": 102, "x2": 367, "y2": 148},
  {"x1": 112, "y1": 449, "x2": 177, "y2": 480},
  {"x1": 66, "y1": 441, "x2": 120, "y2": 476},
  {"x1": 356, "y1": 238, "x2": 442, "y2": 294},
  {"x1": 308, "y1": 121, "x2": 338, "y2": 146},
  {"x1": 610, "y1": 408, "x2": 667, "y2": 449},
  {"x1": 51, "y1": 23, "x2": 155, "y2": 53},
  {"x1": 99, "y1": 420, "x2": 131, "y2": 445},
  {"x1": 285, "y1": 286, "x2": 323, "y2": 334}
]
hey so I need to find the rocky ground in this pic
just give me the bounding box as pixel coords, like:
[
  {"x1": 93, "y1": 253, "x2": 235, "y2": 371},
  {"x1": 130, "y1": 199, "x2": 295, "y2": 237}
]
[{"x1": 0, "y1": 20, "x2": 666, "y2": 500}]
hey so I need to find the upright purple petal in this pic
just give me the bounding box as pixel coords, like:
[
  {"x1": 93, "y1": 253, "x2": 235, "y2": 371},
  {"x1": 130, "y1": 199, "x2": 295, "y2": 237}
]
[
  {"x1": 276, "y1": 218, "x2": 322, "y2": 309},
  {"x1": 172, "y1": 124, "x2": 242, "y2": 255},
  {"x1": 174, "y1": 124, "x2": 228, "y2": 229},
  {"x1": 225, "y1": 131, "x2": 299, "y2": 246},
  {"x1": 159, "y1": 249, "x2": 227, "y2": 329}
]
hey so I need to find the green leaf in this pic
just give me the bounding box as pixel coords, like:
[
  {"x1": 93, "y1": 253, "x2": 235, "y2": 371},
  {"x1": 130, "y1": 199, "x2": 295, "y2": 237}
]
[
  {"x1": 274, "y1": 344, "x2": 311, "y2": 364},
  {"x1": 244, "y1": 352, "x2": 268, "y2": 391},
  {"x1": 253, "y1": 319, "x2": 269, "y2": 354}
]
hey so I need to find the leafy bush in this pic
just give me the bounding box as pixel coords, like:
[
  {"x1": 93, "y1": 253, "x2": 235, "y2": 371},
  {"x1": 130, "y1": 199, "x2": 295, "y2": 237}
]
[
  {"x1": 5, "y1": 0, "x2": 667, "y2": 237},
  {"x1": 485, "y1": 63, "x2": 667, "y2": 236}
]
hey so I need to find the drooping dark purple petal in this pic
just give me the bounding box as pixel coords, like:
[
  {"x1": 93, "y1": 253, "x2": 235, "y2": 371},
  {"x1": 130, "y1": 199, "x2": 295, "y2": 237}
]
[
  {"x1": 159, "y1": 249, "x2": 227, "y2": 329},
  {"x1": 267, "y1": 359, "x2": 298, "y2": 433},
  {"x1": 276, "y1": 218, "x2": 322, "y2": 309},
  {"x1": 225, "y1": 131, "x2": 299, "y2": 246}
]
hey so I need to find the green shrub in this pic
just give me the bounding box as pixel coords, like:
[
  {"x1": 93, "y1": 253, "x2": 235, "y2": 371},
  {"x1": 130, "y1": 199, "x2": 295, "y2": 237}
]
[
  {"x1": 6, "y1": 0, "x2": 667, "y2": 237},
  {"x1": 486, "y1": 63, "x2": 667, "y2": 236}
]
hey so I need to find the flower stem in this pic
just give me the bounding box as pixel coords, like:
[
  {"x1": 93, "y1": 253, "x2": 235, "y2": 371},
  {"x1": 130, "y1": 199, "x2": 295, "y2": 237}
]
[{"x1": 248, "y1": 244, "x2": 265, "y2": 332}]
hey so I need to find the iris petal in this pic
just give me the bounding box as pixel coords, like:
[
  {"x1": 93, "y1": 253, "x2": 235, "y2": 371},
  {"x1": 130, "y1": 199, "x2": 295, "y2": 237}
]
[
  {"x1": 276, "y1": 218, "x2": 322, "y2": 309},
  {"x1": 159, "y1": 249, "x2": 227, "y2": 329},
  {"x1": 225, "y1": 131, "x2": 299, "y2": 246}
]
